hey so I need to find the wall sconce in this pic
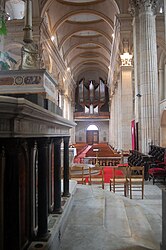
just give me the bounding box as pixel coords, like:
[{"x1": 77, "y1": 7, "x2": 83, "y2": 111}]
[{"x1": 136, "y1": 93, "x2": 142, "y2": 97}]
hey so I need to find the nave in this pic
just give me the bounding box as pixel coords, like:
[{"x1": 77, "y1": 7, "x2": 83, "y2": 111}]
[{"x1": 58, "y1": 182, "x2": 162, "y2": 250}]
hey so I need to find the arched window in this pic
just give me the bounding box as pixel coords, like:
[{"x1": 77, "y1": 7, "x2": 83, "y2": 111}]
[
  {"x1": 87, "y1": 124, "x2": 98, "y2": 131},
  {"x1": 6, "y1": 0, "x2": 25, "y2": 20},
  {"x1": 86, "y1": 125, "x2": 99, "y2": 144}
]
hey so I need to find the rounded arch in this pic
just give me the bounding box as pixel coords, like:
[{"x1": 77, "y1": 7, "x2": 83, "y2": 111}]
[
  {"x1": 68, "y1": 52, "x2": 110, "y2": 68},
  {"x1": 160, "y1": 110, "x2": 166, "y2": 147},
  {"x1": 58, "y1": 27, "x2": 112, "y2": 49},
  {"x1": 51, "y1": 9, "x2": 115, "y2": 33},
  {"x1": 72, "y1": 60, "x2": 108, "y2": 77},
  {"x1": 64, "y1": 41, "x2": 110, "y2": 60},
  {"x1": 86, "y1": 124, "x2": 99, "y2": 144},
  {"x1": 41, "y1": 0, "x2": 120, "y2": 15},
  {"x1": 5, "y1": 0, "x2": 25, "y2": 20},
  {"x1": 87, "y1": 124, "x2": 99, "y2": 131}
]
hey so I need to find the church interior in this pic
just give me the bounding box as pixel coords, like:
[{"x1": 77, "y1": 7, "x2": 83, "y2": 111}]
[{"x1": 0, "y1": 0, "x2": 166, "y2": 249}]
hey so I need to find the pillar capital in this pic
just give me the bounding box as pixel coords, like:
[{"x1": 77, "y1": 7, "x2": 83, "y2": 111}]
[{"x1": 129, "y1": 0, "x2": 158, "y2": 16}]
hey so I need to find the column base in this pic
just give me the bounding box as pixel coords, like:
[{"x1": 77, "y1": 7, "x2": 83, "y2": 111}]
[
  {"x1": 62, "y1": 192, "x2": 71, "y2": 197},
  {"x1": 36, "y1": 232, "x2": 51, "y2": 242},
  {"x1": 52, "y1": 208, "x2": 63, "y2": 214}
]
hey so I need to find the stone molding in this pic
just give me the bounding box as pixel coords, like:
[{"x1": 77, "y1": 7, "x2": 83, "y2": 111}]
[
  {"x1": 0, "y1": 96, "x2": 76, "y2": 138},
  {"x1": 129, "y1": 0, "x2": 158, "y2": 15}
]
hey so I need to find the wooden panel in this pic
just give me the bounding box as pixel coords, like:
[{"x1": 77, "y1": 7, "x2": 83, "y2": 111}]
[{"x1": 86, "y1": 130, "x2": 99, "y2": 145}]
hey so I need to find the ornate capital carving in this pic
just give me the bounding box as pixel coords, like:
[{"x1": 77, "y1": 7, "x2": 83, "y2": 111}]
[{"x1": 129, "y1": 0, "x2": 158, "y2": 16}]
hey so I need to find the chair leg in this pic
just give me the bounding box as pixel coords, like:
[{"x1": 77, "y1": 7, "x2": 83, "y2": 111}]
[
  {"x1": 130, "y1": 183, "x2": 132, "y2": 199},
  {"x1": 142, "y1": 183, "x2": 144, "y2": 199},
  {"x1": 124, "y1": 184, "x2": 126, "y2": 197}
]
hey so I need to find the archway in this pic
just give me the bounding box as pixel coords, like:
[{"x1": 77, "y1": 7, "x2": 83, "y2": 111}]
[
  {"x1": 161, "y1": 110, "x2": 166, "y2": 147},
  {"x1": 86, "y1": 124, "x2": 99, "y2": 144}
]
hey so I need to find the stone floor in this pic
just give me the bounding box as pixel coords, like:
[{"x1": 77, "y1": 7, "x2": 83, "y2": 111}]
[{"x1": 58, "y1": 180, "x2": 164, "y2": 250}]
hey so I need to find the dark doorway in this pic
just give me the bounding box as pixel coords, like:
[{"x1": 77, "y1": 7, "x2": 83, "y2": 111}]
[{"x1": 86, "y1": 130, "x2": 99, "y2": 144}]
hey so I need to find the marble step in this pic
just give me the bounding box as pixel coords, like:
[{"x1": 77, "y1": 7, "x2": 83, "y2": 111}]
[{"x1": 58, "y1": 185, "x2": 161, "y2": 250}]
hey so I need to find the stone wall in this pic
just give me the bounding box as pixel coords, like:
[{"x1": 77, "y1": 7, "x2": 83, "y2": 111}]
[{"x1": 75, "y1": 121, "x2": 109, "y2": 144}]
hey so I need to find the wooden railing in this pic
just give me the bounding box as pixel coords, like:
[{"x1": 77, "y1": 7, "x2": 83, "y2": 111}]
[
  {"x1": 83, "y1": 156, "x2": 122, "y2": 166},
  {"x1": 74, "y1": 112, "x2": 110, "y2": 119}
]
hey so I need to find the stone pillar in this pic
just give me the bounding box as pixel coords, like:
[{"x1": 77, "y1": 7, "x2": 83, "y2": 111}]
[
  {"x1": 120, "y1": 65, "x2": 133, "y2": 151},
  {"x1": 109, "y1": 94, "x2": 115, "y2": 147},
  {"x1": 53, "y1": 138, "x2": 63, "y2": 214},
  {"x1": 161, "y1": 189, "x2": 166, "y2": 250},
  {"x1": 132, "y1": 12, "x2": 141, "y2": 150},
  {"x1": 63, "y1": 137, "x2": 70, "y2": 197},
  {"x1": 116, "y1": 81, "x2": 122, "y2": 151},
  {"x1": 23, "y1": 0, "x2": 33, "y2": 43},
  {"x1": 37, "y1": 138, "x2": 49, "y2": 239},
  {"x1": 164, "y1": 0, "x2": 166, "y2": 42},
  {"x1": 164, "y1": 64, "x2": 166, "y2": 99},
  {"x1": 159, "y1": 69, "x2": 164, "y2": 101},
  {"x1": 130, "y1": 0, "x2": 159, "y2": 153},
  {"x1": 0, "y1": 146, "x2": 5, "y2": 250}
]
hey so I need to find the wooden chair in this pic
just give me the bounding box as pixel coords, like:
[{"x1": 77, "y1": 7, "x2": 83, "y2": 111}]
[
  {"x1": 89, "y1": 165, "x2": 104, "y2": 189},
  {"x1": 110, "y1": 166, "x2": 128, "y2": 197},
  {"x1": 127, "y1": 165, "x2": 144, "y2": 199},
  {"x1": 69, "y1": 165, "x2": 86, "y2": 184}
]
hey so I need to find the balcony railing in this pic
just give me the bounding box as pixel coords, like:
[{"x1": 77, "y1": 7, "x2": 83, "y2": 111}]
[{"x1": 74, "y1": 111, "x2": 110, "y2": 119}]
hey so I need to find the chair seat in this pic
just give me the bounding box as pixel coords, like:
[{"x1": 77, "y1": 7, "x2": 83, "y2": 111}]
[
  {"x1": 89, "y1": 166, "x2": 104, "y2": 189},
  {"x1": 110, "y1": 166, "x2": 128, "y2": 196},
  {"x1": 128, "y1": 166, "x2": 144, "y2": 199},
  {"x1": 148, "y1": 167, "x2": 166, "y2": 184},
  {"x1": 149, "y1": 168, "x2": 166, "y2": 175},
  {"x1": 117, "y1": 163, "x2": 129, "y2": 167},
  {"x1": 129, "y1": 178, "x2": 144, "y2": 182},
  {"x1": 110, "y1": 178, "x2": 127, "y2": 183}
]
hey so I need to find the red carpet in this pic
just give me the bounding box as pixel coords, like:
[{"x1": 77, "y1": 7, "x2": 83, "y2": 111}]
[
  {"x1": 84, "y1": 167, "x2": 124, "y2": 184},
  {"x1": 104, "y1": 167, "x2": 123, "y2": 183},
  {"x1": 74, "y1": 145, "x2": 92, "y2": 163},
  {"x1": 73, "y1": 144, "x2": 124, "y2": 183}
]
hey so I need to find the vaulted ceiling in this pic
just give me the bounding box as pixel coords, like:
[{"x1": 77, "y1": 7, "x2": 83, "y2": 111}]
[
  {"x1": 4, "y1": 0, "x2": 165, "y2": 84},
  {"x1": 40, "y1": 0, "x2": 130, "y2": 81}
]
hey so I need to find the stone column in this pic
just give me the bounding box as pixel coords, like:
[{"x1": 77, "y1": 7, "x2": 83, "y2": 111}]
[
  {"x1": 159, "y1": 69, "x2": 164, "y2": 101},
  {"x1": 63, "y1": 137, "x2": 70, "y2": 197},
  {"x1": 120, "y1": 65, "x2": 133, "y2": 151},
  {"x1": 161, "y1": 189, "x2": 166, "y2": 250},
  {"x1": 23, "y1": 0, "x2": 33, "y2": 43},
  {"x1": 164, "y1": 0, "x2": 166, "y2": 42},
  {"x1": 37, "y1": 138, "x2": 49, "y2": 240},
  {"x1": 117, "y1": 80, "x2": 122, "y2": 151},
  {"x1": 130, "y1": 0, "x2": 159, "y2": 153},
  {"x1": 53, "y1": 138, "x2": 63, "y2": 214},
  {"x1": 132, "y1": 11, "x2": 141, "y2": 150},
  {"x1": 109, "y1": 94, "x2": 115, "y2": 147},
  {"x1": 164, "y1": 64, "x2": 166, "y2": 100},
  {"x1": 0, "y1": 146, "x2": 5, "y2": 250}
]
